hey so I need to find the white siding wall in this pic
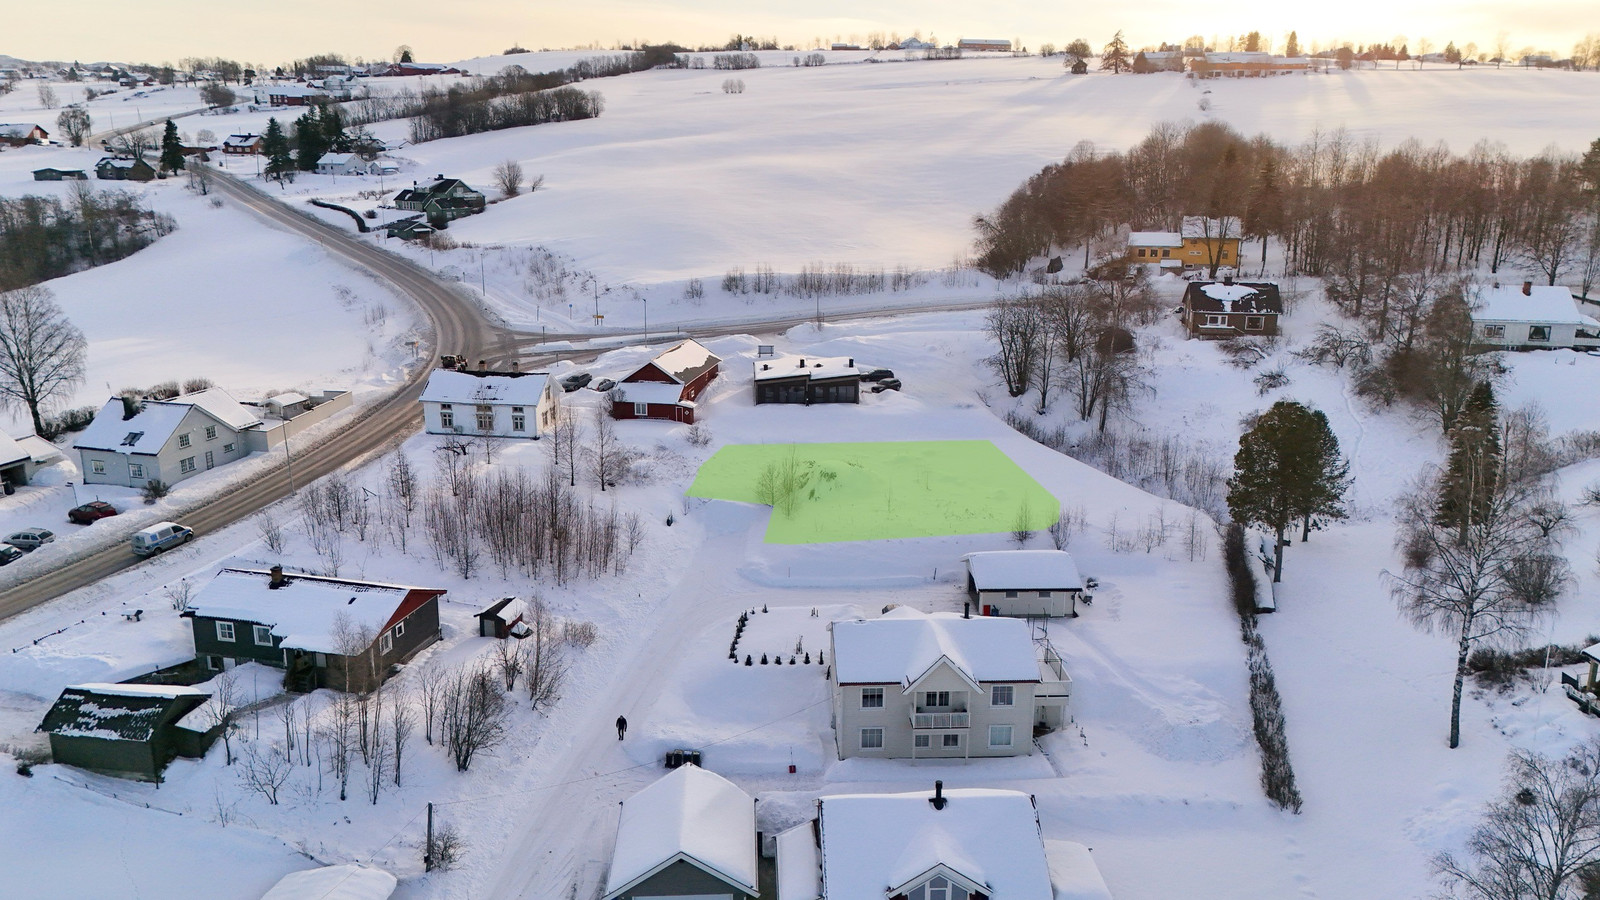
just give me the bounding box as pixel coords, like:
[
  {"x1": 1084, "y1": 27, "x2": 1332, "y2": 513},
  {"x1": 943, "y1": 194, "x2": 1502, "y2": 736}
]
[{"x1": 832, "y1": 662, "x2": 1036, "y2": 760}]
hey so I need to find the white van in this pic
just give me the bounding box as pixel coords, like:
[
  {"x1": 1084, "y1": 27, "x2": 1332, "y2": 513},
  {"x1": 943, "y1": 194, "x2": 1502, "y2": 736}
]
[{"x1": 131, "y1": 521, "x2": 194, "y2": 557}]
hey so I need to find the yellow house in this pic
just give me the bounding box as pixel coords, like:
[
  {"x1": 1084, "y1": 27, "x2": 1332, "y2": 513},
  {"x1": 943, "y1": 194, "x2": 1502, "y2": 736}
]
[{"x1": 1128, "y1": 217, "x2": 1242, "y2": 271}]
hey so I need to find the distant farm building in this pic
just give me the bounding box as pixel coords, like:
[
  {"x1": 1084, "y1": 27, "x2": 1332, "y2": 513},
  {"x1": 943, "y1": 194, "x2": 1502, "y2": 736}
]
[
  {"x1": 0, "y1": 123, "x2": 48, "y2": 146},
  {"x1": 32, "y1": 167, "x2": 88, "y2": 181},
  {"x1": 957, "y1": 38, "x2": 1012, "y2": 52},
  {"x1": 223, "y1": 133, "x2": 263, "y2": 155},
  {"x1": 95, "y1": 157, "x2": 156, "y2": 181}
]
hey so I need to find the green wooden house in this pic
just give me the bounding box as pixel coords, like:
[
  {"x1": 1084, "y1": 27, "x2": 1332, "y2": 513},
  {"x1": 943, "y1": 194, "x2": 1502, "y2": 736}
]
[
  {"x1": 36, "y1": 683, "x2": 218, "y2": 781},
  {"x1": 394, "y1": 176, "x2": 486, "y2": 224}
]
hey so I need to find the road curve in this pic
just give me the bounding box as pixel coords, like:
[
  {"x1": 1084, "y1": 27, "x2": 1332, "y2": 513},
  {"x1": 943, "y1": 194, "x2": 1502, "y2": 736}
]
[{"x1": 0, "y1": 168, "x2": 499, "y2": 621}]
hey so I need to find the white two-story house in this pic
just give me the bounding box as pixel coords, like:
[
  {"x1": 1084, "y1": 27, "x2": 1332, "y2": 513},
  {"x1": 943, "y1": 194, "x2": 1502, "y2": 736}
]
[
  {"x1": 420, "y1": 368, "x2": 561, "y2": 439},
  {"x1": 829, "y1": 608, "x2": 1070, "y2": 759},
  {"x1": 73, "y1": 389, "x2": 262, "y2": 488}
]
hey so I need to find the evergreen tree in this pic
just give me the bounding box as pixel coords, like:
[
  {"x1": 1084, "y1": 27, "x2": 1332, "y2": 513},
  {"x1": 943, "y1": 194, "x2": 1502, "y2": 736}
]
[
  {"x1": 1437, "y1": 381, "x2": 1501, "y2": 538},
  {"x1": 1100, "y1": 31, "x2": 1131, "y2": 73},
  {"x1": 294, "y1": 108, "x2": 328, "y2": 171},
  {"x1": 262, "y1": 118, "x2": 293, "y2": 181},
  {"x1": 1227, "y1": 401, "x2": 1348, "y2": 582},
  {"x1": 1285, "y1": 31, "x2": 1300, "y2": 58},
  {"x1": 158, "y1": 119, "x2": 185, "y2": 174},
  {"x1": 1244, "y1": 156, "x2": 1286, "y2": 273},
  {"x1": 321, "y1": 106, "x2": 350, "y2": 153}
]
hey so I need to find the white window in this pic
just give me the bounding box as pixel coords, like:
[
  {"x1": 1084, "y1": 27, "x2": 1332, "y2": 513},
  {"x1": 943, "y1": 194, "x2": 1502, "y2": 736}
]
[
  {"x1": 908, "y1": 875, "x2": 972, "y2": 900},
  {"x1": 129, "y1": 463, "x2": 144, "y2": 479},
  {"x1": 179, "y1": 456, "x2": 197, "y2": 473},
  {"x1": 922, "y1": 690, "x2": 950, "y2": 708},
  {"x1": 861, "y1": 687, "x2": 884, "y2": 708},
  {"x1": 511, "y1": 412, "x2": 525, "y2": 432},
  {"x1": 860, "y1": 728, "x2": 884, "y2": 749},
  {"x1": 222, "y1": 443, "x2": 235, "y2": 454},
  {"x1": 1529, "y1": 325, "x2": 1552, "y2": 342},
  {"x1": 178, "y1": 433, "x2": 191, "y2": 448},
  {"x1": 380, "y1": 631, "x2": 394, "y2": 654},
  {"x1": 215, "y1": 621, "x2": 235, "y2": 642},
  {"x1": 439, "y1": 404, "x2": 454, "y2": 429},
  {"x1": 914, "y1": 734, "x2": 931, "y2": 749},
  {"x1": 253, "y1": 625, "x2": 272, "y2": 646},
  {"x1": 205, "y1": 425, "x2": 218, "y2": 441},
  {"x1": 633, "y1": 402, "x2": 648, "y2": 417},
  {"x1": 476, "y1": 406, "x2": 494, "y2": 431},
  {"x1": 1482, "y1": 324, "x2": 1506, "y2": 340},
  {"x1": 942, "y1": 733, "x2": 960, "y2": 748},
  {"x1": 992, "y1": 685, "x2": 1014, "y2": 706},
  {"x1": 1204, "y1": 314, "x2": 1228, "y2": 327},
  {"x1": 989, "y1": 724, "x2": 1014, "y2": 748},
  {"x1": 394, "y1": 620, "x2": 406, "y2": 638},
  {"x1": 91, "y1": 460, "x2": 106, "y2": 474}
]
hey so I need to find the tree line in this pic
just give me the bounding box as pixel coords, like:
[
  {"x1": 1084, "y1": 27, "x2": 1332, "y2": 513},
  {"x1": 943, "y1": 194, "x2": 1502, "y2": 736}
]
[
  {"x1": 973, "y1": 123, "x2": 1600, "y2": 303},
  {"x1": 0, "y1": 188, "x2": 175, "y2": 292}
]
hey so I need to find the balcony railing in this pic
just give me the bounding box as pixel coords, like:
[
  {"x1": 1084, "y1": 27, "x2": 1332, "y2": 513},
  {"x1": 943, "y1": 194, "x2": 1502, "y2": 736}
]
[{"x1": 911, "y1": 711, "x2": 969, "y2": 729}]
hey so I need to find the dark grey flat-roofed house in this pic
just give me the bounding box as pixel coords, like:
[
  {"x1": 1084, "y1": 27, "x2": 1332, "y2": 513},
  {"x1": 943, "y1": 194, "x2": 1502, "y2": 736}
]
[
  {"x1": 37, "y1": 683, "x2": 218, "y2": 781},
  {"x1": 753, "y1": 354, "x2": 861, "y2": 405}
]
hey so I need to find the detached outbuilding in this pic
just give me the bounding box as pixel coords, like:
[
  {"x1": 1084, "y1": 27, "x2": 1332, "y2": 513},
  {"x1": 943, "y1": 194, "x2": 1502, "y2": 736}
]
[
  {"x1": 36, "y1": 683, "x2": 218, "y2": 781},
  {"x1": 602, "y1": 764, "x2": 759, "y2": 900},
  {"x1": 964, "y1": 549, "x2": 1085, "y2": 617}
]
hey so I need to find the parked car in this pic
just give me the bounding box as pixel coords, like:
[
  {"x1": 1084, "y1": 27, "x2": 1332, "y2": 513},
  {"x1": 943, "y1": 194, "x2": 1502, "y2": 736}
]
[
  {"x1": 560, "y1": 372, "x2": 593, "y2": 392},
  {"x1": 4, "y1": 528, "x2": 55, "y2": 551},
  {"x1": 591, "y1": 378, "x2": 616, "y2": 392},
  {"x1": 68, "y1": 501, "x2": 119, "y2": 525},
  {"x1": 871, "y1": 378, "x2": 903, "y2": 393},
  {"x1": 130, "y1": 521, "x2": 193, "y2": 557},
  {"x1": 859, "y1": 368, "x2": 895, "y2": 383},
  {"x1": 0, "y1": 545, "x2": 22, "y2": 566}
]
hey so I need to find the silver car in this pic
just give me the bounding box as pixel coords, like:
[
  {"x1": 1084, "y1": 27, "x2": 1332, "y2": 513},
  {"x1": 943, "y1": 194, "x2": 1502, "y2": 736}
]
[{"x1": 4, "y1": 528, "x2": 55, "y2": 551}]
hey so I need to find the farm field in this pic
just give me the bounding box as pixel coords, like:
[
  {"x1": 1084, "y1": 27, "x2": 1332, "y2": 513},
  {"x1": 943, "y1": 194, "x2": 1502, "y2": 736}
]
[{"x1": 687, "y1": 439, "x2": 1061, "y2": 543}]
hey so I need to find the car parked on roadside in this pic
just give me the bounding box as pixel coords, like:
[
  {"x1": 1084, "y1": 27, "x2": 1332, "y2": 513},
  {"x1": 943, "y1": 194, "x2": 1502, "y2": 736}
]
[
  {"x1": 560, "y1": 372, "x2": 593, "y2": 392},
  {"x1": 591, "y1": 378, "x2": 616, "y2": 392},
  {"x1": 0, "y1": 545, "x2": 23, "y2": 566},
  {"x1": 68, "y1": 501, "x2": 119, "y2": 525},
  {"x1": 871, "y1": 378, "x2": 903, "y2": 393},
  {"x1": 859, "y1": 368, "x2": 895, "y2": 383},
  {"x1": 4, "y1": 528, "x2": 55, "y2": 551},
  {"x1": 130, "y1": 521, "x2": 193, "y2": 558}
]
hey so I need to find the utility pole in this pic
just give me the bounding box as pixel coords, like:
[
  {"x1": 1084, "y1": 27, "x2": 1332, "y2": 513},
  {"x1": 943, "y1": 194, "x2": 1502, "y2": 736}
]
[
  {"x1": 282, "y1": 435, "x2": 295, "y2": 493},
  {"x1": 424, "y1": 802, "x2": 435, "y2": 871}
]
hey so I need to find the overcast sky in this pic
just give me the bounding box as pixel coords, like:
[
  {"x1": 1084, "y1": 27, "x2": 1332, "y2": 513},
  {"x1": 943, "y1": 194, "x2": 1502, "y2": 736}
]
[{"x1": 7, "y1": 0, "x2": 1592, "y2": 66}]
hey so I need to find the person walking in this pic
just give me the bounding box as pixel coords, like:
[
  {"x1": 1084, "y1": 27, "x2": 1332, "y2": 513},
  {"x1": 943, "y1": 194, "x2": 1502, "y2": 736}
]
[{"x1": 616, "y1": 715, "x2": 628, "y2": 740}]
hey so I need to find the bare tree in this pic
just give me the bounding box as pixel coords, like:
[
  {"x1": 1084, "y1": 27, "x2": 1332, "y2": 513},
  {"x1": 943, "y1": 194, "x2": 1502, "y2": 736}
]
[
  {"x1": 1010, "y1": 500, "x2": 1034, "y2": 547},
  {"x1": 390, "y1": 699, "x2": 416, "y2": 786},
  {"x1": 164, "y1": 578, "x2": 193, "y2": 612},
  {"x1": 552, "y1": 412, "x2": 583, "y2": 487},
  {"x1": 492, "y1": 159, "x2": 524, "y2": 198},
  {"x1": 237, "y1": 743, "x2": 294, "y2": 804},
  {"x1": 1389, "y1": 435, "x2": 1567, "y2": 748},
  {"x1": 493, "y1": 635, "x2": 526, "y2": 691},
  {"x1": 441, "y1": 665, "x2": 509, "y2": 772},
  {"x1": 591, "y1": 413, "x2": 628, "y2": 491},
  {"x1": 55, "y1": 108, "x2": 91, "y2": 146},
  {"x1": 1048, "y1": 505, "x2": 1088, "y2": 550},
  {"x1": 0, "y1": 286, "x2": 88, "y2": 435},
  {"x1": 256, "y1": 512, "x2": 285, "y2": 553},
  {"x1": 204, "y1": 671, "x2": 240, "y2": 766},
  {"x1": 1435, "y1": 738, "x2": 1600, "y2": 900},
  {"x1": 415, "y1": 663, "x2": 447, "y2": 746},
  {"x1": 985, "y1": 298, "x2": 1043, "y2": 397},
  {"x1": 36, "y1": 84, "x2": 58, "y2": 109},
  {"x1": 524, "y1": 599, "x2": 567, "y2": 710}
]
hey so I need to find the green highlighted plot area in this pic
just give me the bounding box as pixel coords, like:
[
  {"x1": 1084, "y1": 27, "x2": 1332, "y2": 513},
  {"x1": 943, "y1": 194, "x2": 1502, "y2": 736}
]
[{"x1": 687, "y1": 440, "x2": 1060, "y2": 544}]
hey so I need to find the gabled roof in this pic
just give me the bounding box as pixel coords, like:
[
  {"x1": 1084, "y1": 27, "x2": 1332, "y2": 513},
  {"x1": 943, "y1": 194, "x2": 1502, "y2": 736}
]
[
  {"x1": 817, "y1": 788, "x2": 1054, "y2": 900},
  {"x1": 1183, "y1": 281, "x2": 1283, "y2": 315},
  {"x1": 186, "y1": 568, "x2": 445, "y2": 655},
  {"x1": 831, "y1": 608, "x2": 1041, "y2": 686},
  {"x1": 38, "y1": 683, "x2": 207, "y2": 742},
  {"x1": 603, "y1": 765, "x2": 758, "y2": 900},
  {"x1": 0, "y1": 430, "x2": 27, "y2": 467},
  {"x1": 965, "y1": 550, "x2": 1084, "y2": 591},
  {"x1": 0, "y1": 123, "x2": 45, "y2": 138},
  {"x1": 1128, "y1": 231, "x2": 1182, "y2": 247},
  {"x1": 224, "y1": 133, "x2": 261, "y2": 146},
  {"x1": 317, "y1": 152, "x2": 360, "y2": 166},
  {"x1": 1180, "y1": 215, "x2": 1242, "y2": 238},
  {"x1": 260, "y1": 865, "x2": 397, "y2": 900},
  {"x1": 1471, "y1": 284, "x2": 1599, "y2": 327},
  {"x1": 614, "y1": 382, "x2": 695, "y2": 406},
  {"x1": 74, "y1": 388, "x2": 261, "y2": 454},
  {"x1": 636, "y1": 339, "x2": 720, "y2": 385},
  {"x1": 421, "y1": 369, "x2": 552, "y2": 406}
]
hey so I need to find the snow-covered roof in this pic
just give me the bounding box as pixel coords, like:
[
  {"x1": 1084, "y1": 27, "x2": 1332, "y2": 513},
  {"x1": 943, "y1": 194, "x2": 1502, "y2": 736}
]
[
  {"x1": 268, "y1": 391, "x2": 310, "y2": 407},
  {"x1": 645, "y1": 339, "x2": 721, "y2": 385},
  {"x1": 1204, "y1": 51, "x2": 1273, "y2": 64},
  {"x1": 1184, "y1": 281, "x2": 1282, "y2": 315},
  {"x1": 1180, "y1": 216, "x2": 1241, "y2": 238},
  {"x1": 965, "y1": 550, "x2": 1084, "y2": 591},
  {"x1": 224, "y1": 133, "x2": 261, "y2": 146},
  {"x1": 97, "y1": 157, "x2": 146, "y2": 169},
  {"x1": 74, "y1": 389, "x2": 262, "y2": 454},
  {"x1": 0, "y1": 430, "x2": 27, "y2": 467},
  {"x1": 38, "y1": 684, "x2": 208, "y2": 742},
  {"x1": 603, "y1": 765, "x2": 758, "y2": 899},
  {"x1": 263, "y1": 84, "x2": 325, "y2": 97},
  {"x1": 17, "y1": 434, "x2": 64, "y2": 465},
  {"x1": 186, "y1": 568, "x2": 444, "y2": 655},
  {"x1": 0, "y1": 123, "x2": 44, "y2": 138},
  {"x1": 1470, "y1": 284, "x2": 1599, "y2": 327},
  {"x1": 317, "y1": 152, "x2": 359, "y2": 166},
  {"x1": 752, "y1": 354, "x2": 860, "y2": 382},
  {"x1": 420, "y1": 369, "x2": 552, "y2": 407},
  {"x1": 1128, "y1": 231, "x2": 1181, "y2": 248},
  {"x1": 259, "y1": 865, "x2": 397, "y2": 900},
  {"x1": 1045, "y1": 840, "x2": 1115, "y2": 900},
  {"x1": 831, "y1": 608, "x2": 1041, "y2": 686},
  {"x1": 818, "y1": 788, "x2": 1055, "y2": 900},
  {"x1": 776, "y1": 823, "x2": 822, "y2": 900},
  {"x1": 613, "y1": 381, "x2": 691, "y2": 405}
]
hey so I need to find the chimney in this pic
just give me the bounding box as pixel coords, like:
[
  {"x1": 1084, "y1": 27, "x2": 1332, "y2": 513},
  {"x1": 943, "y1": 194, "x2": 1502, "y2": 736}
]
[
  {"x1": 120, "y1": 395, "x2": 141, "y2": 420},
  {"x1": 510, "y1": 360, "x2": 519, "y2": 373},
  {"x1": 798, "y1": 358, "x2": 805, "y2": 367},
  {"x1": 478, "y1": 359, "x2": 487, "y2": 371},
  {"x1": 1223, "y1": 275, "x2": 1234, "y2": 286},
  {"x1": 1522, "y1": 281, "x2": 1533, "y2": 296},
  {"x1": 268, "y1": 565, "x2": 286, "y2": 589},
  {"x1": 963, "y1": 602, "x2": 970, "y2": 619},
  {"x1": 930, "y1": 781, "x2": 947, "y2": 811},
  {"x1": 848, "y1": 358, "x2": 854, "y2": 367}
]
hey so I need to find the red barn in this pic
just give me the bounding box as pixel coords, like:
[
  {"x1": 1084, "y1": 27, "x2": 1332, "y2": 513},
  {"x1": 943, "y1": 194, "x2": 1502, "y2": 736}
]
[{"x1": 611, "y1": 339, "x2": 721, "y2": 424}]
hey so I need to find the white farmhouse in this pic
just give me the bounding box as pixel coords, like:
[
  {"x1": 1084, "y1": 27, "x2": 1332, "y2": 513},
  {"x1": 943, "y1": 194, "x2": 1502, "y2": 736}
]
[
  {"x1": 1470, "y1": 282, "x2": 1600, "y2": 350},
  {"x1": 776, "y1": 784, "x2": 1113, "y2": 900},
  {"x1": 829, "y1": 608, "x2": 1070, "y2": 759},
  {"x1": 964, "y1": 549, "x2": 1085, "y2": 617},
  {"x1": 315, "y1": 153, "x2": 400, "y2": 176},
  {"x1": 602, "y1": 764, "x2": 758, "y2": 900},
  {"x1": 73, "y1": 389, "x2": 262, "y2": 488},
  {"x1": 420, "y1": 368, "x2": 561, "y2": 438}
]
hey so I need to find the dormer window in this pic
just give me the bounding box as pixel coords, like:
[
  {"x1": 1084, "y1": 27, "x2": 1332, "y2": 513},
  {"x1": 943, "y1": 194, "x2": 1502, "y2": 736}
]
[{"x1": 906, "y1": 875, "x2": 971, "y2": 900}]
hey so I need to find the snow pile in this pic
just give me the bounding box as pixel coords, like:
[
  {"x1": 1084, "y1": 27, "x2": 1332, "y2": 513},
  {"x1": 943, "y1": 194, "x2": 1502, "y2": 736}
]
[{"x1": 259, "y1": 864, "x2": 397, "y2": 900}]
